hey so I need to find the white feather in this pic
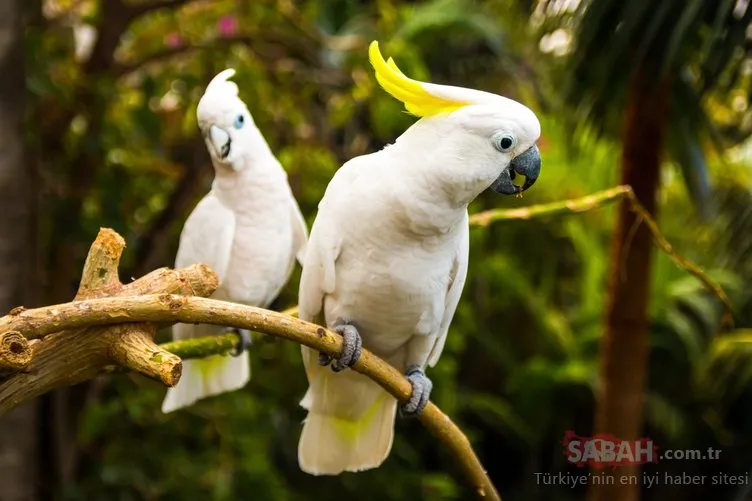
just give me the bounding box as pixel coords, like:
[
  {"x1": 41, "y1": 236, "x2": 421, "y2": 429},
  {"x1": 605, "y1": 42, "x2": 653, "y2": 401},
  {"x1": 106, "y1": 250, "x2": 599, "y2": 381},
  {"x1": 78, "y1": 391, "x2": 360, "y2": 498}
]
[
  {"x1": 205, "y1": 68, "x2": 238, "y2": 97},
  {"x1": 162, "y1": 69, "x2": 308, "y2": 413},
  {"x1": 174, "y1": 194, "x2": 235, "y2": 277},
  {"x1": 296, "y1": 147, "x2": 467, "y2": 473},
  {"x1": 296, "y1": 81, "x2": 541, "y2": 473},
  {"x1": 427, "y1": 214, "x2": 469, "y2": 367}
]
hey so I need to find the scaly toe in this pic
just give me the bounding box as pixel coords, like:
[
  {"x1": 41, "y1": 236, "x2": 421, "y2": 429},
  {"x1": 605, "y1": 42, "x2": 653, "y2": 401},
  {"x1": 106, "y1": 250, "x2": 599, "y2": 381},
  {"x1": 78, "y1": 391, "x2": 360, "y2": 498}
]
[
  {"x1": 228, "y1": 328, "x2": 253, "y2": 357},
  {"x1": 331, "y1": 324, "x2": 362, "y2": 370},
  {"x1": 399, "y1": 365, "x2": 433, "y2": 418},
  {"x1": 318, "y1": 352, "x2": 333, "y2": 366}
]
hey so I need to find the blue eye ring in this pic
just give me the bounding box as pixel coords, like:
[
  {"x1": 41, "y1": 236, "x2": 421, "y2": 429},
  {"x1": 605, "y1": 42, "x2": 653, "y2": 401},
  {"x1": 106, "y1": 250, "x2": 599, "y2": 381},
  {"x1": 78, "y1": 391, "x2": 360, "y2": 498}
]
[{"x1": 233, "y1": 114, "x2": 245, "y2": 129}]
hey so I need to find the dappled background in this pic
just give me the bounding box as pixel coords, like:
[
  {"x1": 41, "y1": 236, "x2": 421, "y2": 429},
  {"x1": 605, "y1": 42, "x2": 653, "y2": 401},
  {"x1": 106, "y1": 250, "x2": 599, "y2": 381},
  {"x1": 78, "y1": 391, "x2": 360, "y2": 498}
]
[{"x1": 1, "y1": 0, "x2": 752, "y2": 500}]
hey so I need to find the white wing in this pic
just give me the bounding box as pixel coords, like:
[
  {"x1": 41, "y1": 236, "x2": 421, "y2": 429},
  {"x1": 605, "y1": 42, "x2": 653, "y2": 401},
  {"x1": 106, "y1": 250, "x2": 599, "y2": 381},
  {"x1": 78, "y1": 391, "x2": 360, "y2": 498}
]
[
  {"x1": 297, "y1": 213, "x2": 340, "y2": 324},
  {"x1": 297, "y1": 156, "x2": 370, "y2": 322},
  {"x1": 427, "y1": 212, "x2": 470, "y2": 368},
  {"x1": 164, "y1": 193, "x2": 247, "y2": 412},
  {"x1": 175, "y1": 193, "x2": 235, "y2": 283}
]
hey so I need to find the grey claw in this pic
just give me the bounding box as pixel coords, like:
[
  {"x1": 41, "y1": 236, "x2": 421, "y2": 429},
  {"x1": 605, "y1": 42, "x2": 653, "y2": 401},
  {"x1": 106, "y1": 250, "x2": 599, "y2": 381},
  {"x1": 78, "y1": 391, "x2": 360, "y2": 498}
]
[
  {"x1": 329, "y1": 324, "x2": 362, "y2": 372},
  {"x1": 399, "y1": 365, "x2": 433, "y2": 418},
  {"x1": 318, "y1": 352, "x2": 332, "y2": 366},
  {"x1": 227, "y1": 328, "x2": 252, "y2": 357}
]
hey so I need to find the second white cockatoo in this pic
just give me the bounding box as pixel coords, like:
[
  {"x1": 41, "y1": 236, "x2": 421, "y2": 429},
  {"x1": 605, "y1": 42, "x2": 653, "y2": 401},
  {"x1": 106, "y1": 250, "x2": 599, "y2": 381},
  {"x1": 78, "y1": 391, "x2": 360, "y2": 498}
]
[
  {"x1": 296, "y1": 41, "x2": 542, "y2": 474},
  {"x1": 161, "y1": 69, "x2": 308, "y2": 413}
]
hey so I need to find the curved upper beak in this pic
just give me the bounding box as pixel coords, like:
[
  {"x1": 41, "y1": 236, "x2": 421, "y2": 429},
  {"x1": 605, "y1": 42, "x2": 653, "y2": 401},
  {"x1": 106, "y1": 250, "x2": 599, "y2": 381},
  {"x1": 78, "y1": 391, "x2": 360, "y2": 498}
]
[
  {"x1": 491, "y1": 144, "x2": 542, "y2": 195},
  {"x1": 209, "y1": 125, "x2": 231, "y2": 160}
]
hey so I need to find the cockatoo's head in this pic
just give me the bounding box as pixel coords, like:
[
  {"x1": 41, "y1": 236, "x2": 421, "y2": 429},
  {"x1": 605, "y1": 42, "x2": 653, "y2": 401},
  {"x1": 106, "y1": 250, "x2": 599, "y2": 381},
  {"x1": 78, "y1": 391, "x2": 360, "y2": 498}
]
[
  {"x1": 196, "y1": 69, "x2": 257, "y2": 171},
  {"x1": 369, "y1": 41, "x2": 542, "y2": 195}
]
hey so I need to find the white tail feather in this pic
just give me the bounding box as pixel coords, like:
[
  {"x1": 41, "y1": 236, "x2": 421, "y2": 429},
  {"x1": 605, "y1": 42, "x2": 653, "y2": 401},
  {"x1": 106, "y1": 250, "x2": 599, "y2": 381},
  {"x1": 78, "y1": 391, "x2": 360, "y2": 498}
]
[
  {"x1": 298, "y1": 392, "x2": 397, "y2": 475},
  {"x1": 161, "y1": 351, "x2": 250, "y2": 413}
]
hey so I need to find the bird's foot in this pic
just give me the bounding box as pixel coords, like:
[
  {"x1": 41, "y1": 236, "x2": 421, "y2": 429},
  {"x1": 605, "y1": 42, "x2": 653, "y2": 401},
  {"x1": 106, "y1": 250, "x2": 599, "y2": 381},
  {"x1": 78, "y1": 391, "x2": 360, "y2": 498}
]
[
  {"x1": 399, "y1": 365, "x2": 433, "y2": 418},
  {"x1": 318, "y1": 323, "x2": 362, "y2": 372},
  {"x1": 219, "y1": 327, "x2": 253, "y2": 357}
]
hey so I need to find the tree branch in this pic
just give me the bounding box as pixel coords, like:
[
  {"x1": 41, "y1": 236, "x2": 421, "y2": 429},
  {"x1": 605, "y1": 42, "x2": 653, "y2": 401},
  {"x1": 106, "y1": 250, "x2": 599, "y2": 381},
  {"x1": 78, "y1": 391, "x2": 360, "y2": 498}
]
[
  {"x1": 0, "y1": 185, "x2": 723, "y2": 500},
  {"x1": 75, "y1": 228, "x2": 124, "y2": 298},
  {"x1": 0, "y1": 229, "x2": 218, "y2": 411},
  {"x1": 0, "y1": 293, "x2": 500, "y2": 500},
  {"x1": 109, "y1": 324, "x2": 181, "y2": 386},
  {"x1": 0, "y1": 331, "x2": 32, "y2": 375},
  {"x1": 257, "y1": 186, "x2": 735, "y2": 346},
  {"x1": 469, "y1": 184, "x2": 734, "y2": 326},
  {"x1": 159, "y1": 331, "x2": 239, "y2": 359}
]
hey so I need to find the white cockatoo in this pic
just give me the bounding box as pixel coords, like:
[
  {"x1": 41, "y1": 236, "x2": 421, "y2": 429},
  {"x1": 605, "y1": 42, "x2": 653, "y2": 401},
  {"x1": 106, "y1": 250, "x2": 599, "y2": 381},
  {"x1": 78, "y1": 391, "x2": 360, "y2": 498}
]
[
  {"x1": 161, "y1": 69, "x2": 308, "y2": 413},
  {"x1": 296, "y1": 41, "x2": 542, "y2": 474}
]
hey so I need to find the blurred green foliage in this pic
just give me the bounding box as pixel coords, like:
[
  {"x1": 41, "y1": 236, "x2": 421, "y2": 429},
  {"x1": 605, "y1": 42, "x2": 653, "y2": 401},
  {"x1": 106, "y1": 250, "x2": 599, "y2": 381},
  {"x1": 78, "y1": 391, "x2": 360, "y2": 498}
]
[{"x1": 21, "y1": 0, "x2": 752, "y2": 500}]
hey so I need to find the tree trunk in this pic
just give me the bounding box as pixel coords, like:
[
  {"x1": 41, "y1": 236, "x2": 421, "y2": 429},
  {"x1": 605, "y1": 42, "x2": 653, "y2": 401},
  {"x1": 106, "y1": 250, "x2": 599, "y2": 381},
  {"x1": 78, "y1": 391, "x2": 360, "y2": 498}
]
[
  {"x1": 587, "y1": 71, "x2": 669, "y2": 501},
  {"x1": 0, "y1": 1, "x2": 39, "y2": 500}
]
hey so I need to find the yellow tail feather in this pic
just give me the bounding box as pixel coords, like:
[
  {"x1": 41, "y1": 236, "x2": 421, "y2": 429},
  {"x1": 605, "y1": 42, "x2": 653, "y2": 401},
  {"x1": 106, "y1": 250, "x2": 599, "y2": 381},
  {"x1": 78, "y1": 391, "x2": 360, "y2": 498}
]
[{"x1": 298, "y1": 392, "x2": 398, "y2": 475}]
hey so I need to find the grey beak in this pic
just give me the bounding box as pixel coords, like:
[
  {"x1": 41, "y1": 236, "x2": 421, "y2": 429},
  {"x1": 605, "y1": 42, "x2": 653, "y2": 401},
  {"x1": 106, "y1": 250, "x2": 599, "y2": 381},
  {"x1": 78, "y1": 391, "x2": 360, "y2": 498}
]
[
  {"x1": 491, "y1": 144, "x2": 541, "y2": 195},
  {"x1": 209, "y1": 125, "x2": 231, "y2": 160}
]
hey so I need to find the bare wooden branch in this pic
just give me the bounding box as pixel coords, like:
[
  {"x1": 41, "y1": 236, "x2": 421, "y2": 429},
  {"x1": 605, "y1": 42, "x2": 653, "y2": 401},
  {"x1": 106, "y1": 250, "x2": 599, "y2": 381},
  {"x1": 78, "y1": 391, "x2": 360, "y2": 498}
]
[
  {"x1": 76, "y1": 228, "x2": 124, "y2": 297},
  {"x1": 0, "y1": 331, "x2": 31, "y2": 374},
  {"x1": 0, "y1": 229, "x2": 217, "y2": 409},
  {"x1": 0, "y1": 186, "x2": 731, "y2": 500},
  {"x1": 109, "y1": 324, "x2": 182, "y2": 386},
  {"x1": 105, "y1": 331, "x2": 243, "y2": 374},
  {"x1": 1, "y1": 294, "x2": 499, "y2": 500},
  {"x1": 0, "y1": 264, "x2": 217, "y2": 341}
]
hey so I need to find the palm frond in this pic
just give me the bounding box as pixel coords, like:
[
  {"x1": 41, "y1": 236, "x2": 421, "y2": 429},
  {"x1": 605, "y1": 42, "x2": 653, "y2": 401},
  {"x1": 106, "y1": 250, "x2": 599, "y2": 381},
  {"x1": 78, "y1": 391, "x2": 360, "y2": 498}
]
[{"x1": 557, "y1": 0, "x2": 752, "y2": 217}]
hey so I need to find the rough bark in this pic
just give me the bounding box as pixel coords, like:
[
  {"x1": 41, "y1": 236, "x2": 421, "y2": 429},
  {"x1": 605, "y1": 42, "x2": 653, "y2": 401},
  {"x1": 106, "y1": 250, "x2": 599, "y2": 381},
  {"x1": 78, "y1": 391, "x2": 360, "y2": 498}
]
[
  {"x1": 0, "y1": 177, "x2": 729, "y2": 501},
  {"x1": 1, "y1": 226, "x2": 217, "y2": 492},
  {"x1": 0, "y1": 227, "x2": 499, "y2": 501},
  {"x1": 1, "y1": 293, "x2": 500, "y2": 501},
  {"x1": 588, "y1": 72, "x2": 670, "y2": 501},
  {"x1": 0, "y1": 229, "x2": 217, "y2": 409},
  {"x1": 0, "y1": 331, "x2": 32, "y2": 375}
]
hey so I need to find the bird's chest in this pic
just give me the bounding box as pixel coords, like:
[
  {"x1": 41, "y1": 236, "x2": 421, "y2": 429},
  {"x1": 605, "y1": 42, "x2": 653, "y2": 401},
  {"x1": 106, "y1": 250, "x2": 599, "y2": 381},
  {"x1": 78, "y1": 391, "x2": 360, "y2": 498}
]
[
  {"x1": 326, "y1": 242, "x2": 454, "y2": 356},
  {"x1": 220, "y1": 213, "x2": 295, "y2": 307}
]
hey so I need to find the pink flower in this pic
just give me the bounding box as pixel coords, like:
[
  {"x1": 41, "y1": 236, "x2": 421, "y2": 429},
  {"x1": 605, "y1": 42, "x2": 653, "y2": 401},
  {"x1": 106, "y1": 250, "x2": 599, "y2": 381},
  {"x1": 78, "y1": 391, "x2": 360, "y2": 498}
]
[
  {"x1": 164, "y1": 32, "x2": 183, "y2": 48},
  {"x1": 217, "y1": 15, "x2": 238, "y2": 37}
]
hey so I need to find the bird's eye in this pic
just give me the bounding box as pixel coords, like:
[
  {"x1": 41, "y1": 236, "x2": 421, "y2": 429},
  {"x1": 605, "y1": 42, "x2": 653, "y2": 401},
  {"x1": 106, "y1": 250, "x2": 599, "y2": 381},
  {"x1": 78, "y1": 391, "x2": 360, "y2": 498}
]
[
  {"x1": 493, "y1": 133, "x2": 516, "y2": 152},
  {"x1": 233, "y1": 114, "x2": 245, "y2": 129}
]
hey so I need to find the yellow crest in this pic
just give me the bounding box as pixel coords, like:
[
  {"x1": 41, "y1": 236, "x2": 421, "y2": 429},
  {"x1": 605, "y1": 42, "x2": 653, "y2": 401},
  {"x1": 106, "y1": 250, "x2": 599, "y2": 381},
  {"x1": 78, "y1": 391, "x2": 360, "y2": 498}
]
[{"x1": 368, "y1": 41, "x2": 469, "y2": 117}]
